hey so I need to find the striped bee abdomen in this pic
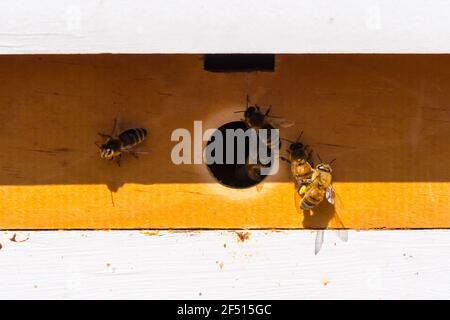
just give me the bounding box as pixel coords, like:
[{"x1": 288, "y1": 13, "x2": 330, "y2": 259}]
[
  {"x1": 300, "y1": 188, "x2": 324, "y2": 210},
  {"x1": 119, "y1": 128, "x2": 147, "y2": 148}
]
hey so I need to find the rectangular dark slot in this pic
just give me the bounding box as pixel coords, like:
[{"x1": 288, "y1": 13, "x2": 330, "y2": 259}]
[{"x1": 203, "y1": 54, "x2": 275, "y2": 72}]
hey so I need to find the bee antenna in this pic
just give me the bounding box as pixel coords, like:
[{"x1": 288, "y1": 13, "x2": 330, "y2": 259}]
[
  {"x1": 265, "y1": 105, "x2": 272, "y2": 116},
  {"x1": 296, "y1": 130, "x2": 304, "y2": 142},
  {"x1": 317, "y1": 153, "x2": 323, "y2": 163},
  {"x1": 280, "y1": 137, "x2": 295, "y2": 144},
  {"x1": 234, "y1": 110, "x2": 246, "y2": 113},
  {"x1": 94, "y1": 142, "x2": 101, "y2": 149},
  {"x1": 329, "y1": 158, "x2": 336, "y2": 165}
]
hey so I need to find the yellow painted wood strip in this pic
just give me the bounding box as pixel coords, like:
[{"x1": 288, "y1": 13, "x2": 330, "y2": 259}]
[
  {"x1": 0, "y1": 54, "x2": 449, "y2": 229},
  {"x1": 0, "y1": 182, "x2": 449, "y2": 229}
]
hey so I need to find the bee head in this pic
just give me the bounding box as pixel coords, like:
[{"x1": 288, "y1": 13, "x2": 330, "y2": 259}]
[
  {"x1": 100, "y1": 146, "x2": 115, "y2": 160},
  {"x1": 289, "y1": 142, "x2": 307, "y2": 160},
  {"x1": 245, "y1": 106, "x2": 265, "y2": 127},
  {"x1": 282, "y1": 131, "x2": 307, "y2": 160},
  {"x1": 244, "y1": 106, "x2": 256, "y2": 118},
  {"x1": 316, "y1": 163, "x2": 332, "y2": 173}
]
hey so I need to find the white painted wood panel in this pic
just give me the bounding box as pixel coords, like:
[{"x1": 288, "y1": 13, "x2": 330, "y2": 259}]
[
  {"x1": 1, "y1": 0, "x2": 450, "y2": 53},
  {"x1": 0, "y1": 230, "x2": 449, "y2": 299}
]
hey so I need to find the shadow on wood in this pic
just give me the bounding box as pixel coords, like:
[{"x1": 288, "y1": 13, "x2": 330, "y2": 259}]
[{"x1": 1, "y1": 54, "x2": 449, "y2": 190}]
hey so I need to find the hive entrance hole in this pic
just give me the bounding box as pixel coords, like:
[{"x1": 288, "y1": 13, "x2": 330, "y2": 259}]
[{"x1": 206, "y1": 121, "x2": 274, "y2": 189}]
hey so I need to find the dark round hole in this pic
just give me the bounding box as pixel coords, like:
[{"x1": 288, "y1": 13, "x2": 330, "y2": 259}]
[{"x1": 206, "y1": 121, "x2": 276, "y2": 189}]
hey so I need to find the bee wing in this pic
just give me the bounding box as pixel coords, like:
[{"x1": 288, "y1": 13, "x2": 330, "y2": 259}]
[
  {"x1": 111, "y1": 113, "x2": 123, "y2": 137},
  {"x1": 267, "y1": 117, "x2": 295, "y2": 128},
  {"x1": 314, "y1": 230, "x2": 325, "y2": 255},
  {"x1": 331, "y1": 206, "x2": 348, "y2": 242},
  {"x1": 325, "y1": 184, "x2": 335, "y2": 205},
  {"x1": 121, "y1": 146, "x2": 150, "y2": 154},
  {"x1": 336, "y1": 229, "x2": 348, "y2": 243},
  {"x1": 328, "y1": 187, "x2": 348, "y2": 242},
  {"x1": 330, "y1": 184, "x2": 346, "y2": 211}
]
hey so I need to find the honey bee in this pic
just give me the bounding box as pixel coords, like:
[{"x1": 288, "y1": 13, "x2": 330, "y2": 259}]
[
  {"x1": 280, "y1": 131, "x2": 314, "y2": 192},
  {"x1": 235, "y1": 95, "x2": 294, "y2": 132},
  {"x1": 295, "y1": 157, "x2": 346, "y2": 255},
  {"x1": 299, "y1": 159, "x2": 336, "y2": 211},
  {"x1": 235, "y1": 96, "x2": 294, "y2": 148},
  {"x1": 245, "y1": 161, "x2": 267, "y2": 183},
  {"x1": 244, "y1": 160, "x2": 272, "y2": 192},
  {"x1": 95, "y1": 117, "x2": 148, "y2": 166},
  {"x1": 287, "y1": 153, "x2": 347, "y2": 255}
]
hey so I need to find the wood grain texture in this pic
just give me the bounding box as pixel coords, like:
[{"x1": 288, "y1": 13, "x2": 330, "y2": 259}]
[
  {"x1": 1, "y1": 0, "x2": 450, "y2": 54},
  {"x1": 0, "y1": 54, "x2": 449, "y2": 229},
  {"x1": 0, "y1": 230, "x2": 449, "y2": 299}
]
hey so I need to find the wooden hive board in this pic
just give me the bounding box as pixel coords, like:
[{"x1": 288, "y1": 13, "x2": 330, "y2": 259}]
[{"x1": 0, "y1": 54, "x2": 449, "y2": 229}]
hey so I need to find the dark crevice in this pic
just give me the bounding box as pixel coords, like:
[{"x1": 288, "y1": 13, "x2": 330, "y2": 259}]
[
  {"x1": 203, "y1": 54, "x2": 275, "y2": 72},
  {"x1": 205, "y1": 121, "x2": 273, "y2": 189}
]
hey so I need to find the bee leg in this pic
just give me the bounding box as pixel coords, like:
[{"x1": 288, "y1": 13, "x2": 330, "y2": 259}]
[
  {"x1": 115, "y1": 154, "x2": 122, "y2": 167},
  {"x1": 280, "y1": 156, "x2": 291, "y2": 164},
  {"x1": 307, "y1": 149, "x2": 314, "y2": 166}
]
